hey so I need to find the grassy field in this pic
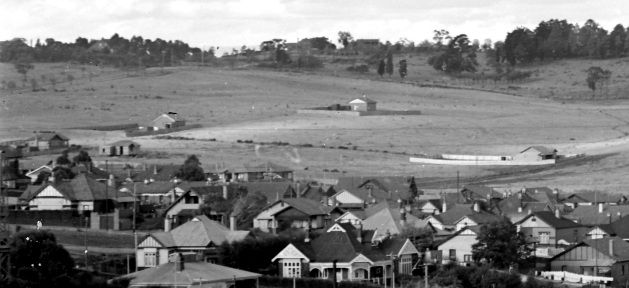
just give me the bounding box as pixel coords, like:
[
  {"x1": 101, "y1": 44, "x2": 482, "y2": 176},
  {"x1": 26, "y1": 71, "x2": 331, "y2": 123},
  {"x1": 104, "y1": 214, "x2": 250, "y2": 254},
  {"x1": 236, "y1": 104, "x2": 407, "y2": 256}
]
[{"x1": 2, "y1": 57, "x2": 629, "y2": 193}]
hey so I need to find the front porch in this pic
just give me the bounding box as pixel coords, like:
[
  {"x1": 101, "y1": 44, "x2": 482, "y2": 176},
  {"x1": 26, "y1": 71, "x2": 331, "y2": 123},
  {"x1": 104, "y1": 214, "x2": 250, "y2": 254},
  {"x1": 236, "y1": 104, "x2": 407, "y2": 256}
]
[{"x1": 308, "y1": 261, "x2": 393, "y2": 285}]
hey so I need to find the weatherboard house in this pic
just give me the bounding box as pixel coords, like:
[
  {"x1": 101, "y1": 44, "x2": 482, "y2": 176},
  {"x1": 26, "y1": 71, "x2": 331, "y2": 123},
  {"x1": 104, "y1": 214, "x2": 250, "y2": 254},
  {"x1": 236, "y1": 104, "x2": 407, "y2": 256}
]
[
  {"x1": 271, "y1": 223, "x2": 419, "y2": 284},
  {"x1": 349, "y1": 96, "x2": 377, "y2": 112},
  {"x1": 148, "y1": 112, "x2": 186, "y2": 130}
]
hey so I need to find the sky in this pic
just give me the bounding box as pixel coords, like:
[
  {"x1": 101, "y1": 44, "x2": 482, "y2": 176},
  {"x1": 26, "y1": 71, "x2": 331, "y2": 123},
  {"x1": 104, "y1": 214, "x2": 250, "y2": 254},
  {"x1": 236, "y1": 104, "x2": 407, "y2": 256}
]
[{"x1": 2, "y1": 0, "x2": 628, "y2": 51}]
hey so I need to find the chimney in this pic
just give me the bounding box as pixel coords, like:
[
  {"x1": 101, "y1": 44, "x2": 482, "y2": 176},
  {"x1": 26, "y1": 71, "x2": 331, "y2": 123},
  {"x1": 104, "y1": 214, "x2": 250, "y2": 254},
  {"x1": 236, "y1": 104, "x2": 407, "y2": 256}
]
[
  {"x1": 473, "y1": 201, "x2": 480, "y2": 213},
  {"x1": 164, "y1": 216, "x2": 172, "y2": 232},
  {"x1": 441, "y1": 201, "x2": 447, "y2": 213},
  {"x1": 304, "y1": 225, "x2": 311, "y2": 243},
  {"x1": 144, "y1": 179, "x2": 149, "y2": 184},
  {"x1": 518, "y1": 205, "x2": 523, "y2": 213},
  {"x1": 555, "y1": 208, "x2": 561, "y2": 219},
  {"x1": 608, "y1": 213, "x2": 612, "y2": 224},
  {"x1": 400, "y1": 208, "x2": 407, "y2": 226},
  {"x1": 322, "y1": 195, "x2": 329, "y2": 206},
  {"x1": 175, "y1": 253, "x2": 184, "y2": 271},
  {"x1": 528, "y1": 209, "x2": 532, "y2": 215},
  {"x1": 331, "y1": 196, "x2": 337, "y2": 207},
  {"x1": 368, "y1": 187, "x2": 373, "y2": 200},
  {"x1": 397, "y1": 198, "x2": 403, "y2": 208},
  {"x1": 357, "y1": 223, "x2": 363, "y2": 243},
  {"x1": 222, "y1": 185, "x2": 228, "y2": 199},
  {"x1": 48, "y1": 174, "x2": 55, "y2": 183},
  {"x1": 230, "y1": 215, "x2": 236, "y2": 231},
  {"x1": 609, "y1": 239, "x2": 614, "y2": 257},
  {"x1": 153, "y1": 165, "x2": 158, "y2": 175},
  {"x1": 517, "y1": 192, "x2": 522, "y2": 199}
]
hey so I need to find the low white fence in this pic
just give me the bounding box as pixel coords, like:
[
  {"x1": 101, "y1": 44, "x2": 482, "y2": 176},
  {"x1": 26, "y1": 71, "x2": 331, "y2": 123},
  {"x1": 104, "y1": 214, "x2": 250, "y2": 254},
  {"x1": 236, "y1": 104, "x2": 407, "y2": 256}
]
[
  {"x1": 540, "y1": 271, "x2": 613, "y2": 284},
  {"x1": 441, "y1": 154, "x2": 511, "y2": 161},
  {"x1": 409, "y1": 157, "x2": 556, "y2": 166}
]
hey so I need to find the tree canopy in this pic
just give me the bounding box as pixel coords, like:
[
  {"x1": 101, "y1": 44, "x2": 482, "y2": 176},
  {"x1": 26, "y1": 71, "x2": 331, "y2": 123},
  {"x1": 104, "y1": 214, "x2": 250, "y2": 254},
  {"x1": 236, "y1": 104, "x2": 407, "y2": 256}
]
[
  {"x1": 428, "y1": 34, "x2": 478, "y2": 73},
  {"x1": 471, "y1": 217, "x2": 531, "y2": 269},
  {"x1": 175, "y1": 154, "x2": 206, "y2": 181}
]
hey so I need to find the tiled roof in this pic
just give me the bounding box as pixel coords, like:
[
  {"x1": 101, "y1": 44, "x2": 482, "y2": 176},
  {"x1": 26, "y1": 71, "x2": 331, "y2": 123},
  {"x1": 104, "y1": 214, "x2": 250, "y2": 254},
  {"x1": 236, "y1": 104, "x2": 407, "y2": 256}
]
[
  {"x1": 120, "y1": 181, "x2": 176, "y2": 195},
  {"x1": 608, "y1": 216, "x2": 629, "y2": 239},
  {"x1": 521, "y1": 146, "x2": 556, "y2": 155},
  {"x1": 521, "y1": 211, "x2": 582, "y2": 229},
  {"x1": 237, "y1": 182, "x2": 295, "y2": 203},
  {"x1": 233, "y1": 162, "x2": 293, "y2": 173},
  {"x1": 461, "y1": 184, "x2": 502, "y2": 201},
  {"x1": 564, "y1": 191, "x2": 625, "y2": 204},
  {"x1": 130, "y1": 164, "x2": 180, "y2": 182},
  {"x1": 433, "y1": 204, "x2": 475, "y2": 225},
  {"x1": 28, "y1": 132, "x2": 69, "y2": 141},
  {"x1": 274, "y1": 198, "x2": 329, "y2": 216},
  {"x1": 362, "y1": 207, "x2": 423, "y2": 236},
  {"x1": 120, "y1": 261, "x2": 260, "y2": 286},
  {"x1": 463, "y1": 212, "x2": 503, "y2": 225},
  {"x1": 583, "y1": 237, "x2": 629, "y2": 261},
  {"x1": 20, "y1": 174, "x2": 115, "y2": 201},
  {"x1": 334, "y1": 176, "x2": 414, "y2": 202},
  {"x1": 153, "y1": 215, "x2": 249, "y2": 248},
  {"x1": 566, "y1": 205, "x2": 629, "y2": 226}
]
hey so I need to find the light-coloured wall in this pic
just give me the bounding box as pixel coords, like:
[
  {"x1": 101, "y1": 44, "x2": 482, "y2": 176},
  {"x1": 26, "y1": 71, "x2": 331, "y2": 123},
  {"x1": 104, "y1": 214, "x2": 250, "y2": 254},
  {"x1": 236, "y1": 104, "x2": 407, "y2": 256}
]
[
  {"x1": 550, "y1": 246, "x2": 615, "y2": 275},
  {"x1": 437, "y1": 232, "x2": 477, "y2": 264}
]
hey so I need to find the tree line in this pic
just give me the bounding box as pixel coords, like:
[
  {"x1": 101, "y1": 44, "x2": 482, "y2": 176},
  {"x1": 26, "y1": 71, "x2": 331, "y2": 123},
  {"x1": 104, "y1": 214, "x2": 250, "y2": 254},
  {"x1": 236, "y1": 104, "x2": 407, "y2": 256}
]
[
  {"x1": 0, "y1": 34, "x2": 213, "y2": 68},
  {"x1": 500, "y1": 19, "x2": 629, "y2": 66}
]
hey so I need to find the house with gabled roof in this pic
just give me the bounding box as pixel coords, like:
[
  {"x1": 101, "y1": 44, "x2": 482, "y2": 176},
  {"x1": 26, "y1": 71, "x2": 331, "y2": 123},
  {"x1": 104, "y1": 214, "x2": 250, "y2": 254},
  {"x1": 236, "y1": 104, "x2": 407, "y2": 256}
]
[
  {"x1": 549, "y1": 237, "x2": 629, "y2": 285},
  {"x1": 148, "y1": 112, "x2": 186, "y2": 131},
  {"x1": 586, "y1": 215, "x2": 629, "y2": 240},
  {"x1": 425, "y1": 203, "x2": 476, "y2": 231},
  {"x1": 100, "y1": 140, "x2": 141, "y2": 156},
  {"x1": 118, "y1": 255, "x2": 260, "y2": 288},
  {"x1": 460, "y1": 184, "x2": 502, "y2": 204},
  {"x1": 27, "y1": 131, "x2": 69, "y2": 151},
  {"x1": 253, "y1": 198, "x2": 331, "y2": 233},
  {"x1": 348, "y1": 95, "x2": 377, "y2": 111},
  {"x1": 25, "y1": 164, "x2": 53, "y2": 183},
  {"x1": 129, "y1": 164, "x2": 181, "y2": 182},
  {"x1": 271, "y1": 223, "x2": 419, "y2": 284},
  {"x1": 327, "y1": 189, "x2": 365, "y2": 210},
  {"x1": 561, "y1": 191, "x2": 627, "y2": 208},
  {"x1": 237, "y1": 181, "x2": 296, "y2": 204},
  {"x1": 513, "y1": 146, "x2": 557, "y2": 162},
  {"x1": 516, "y1": 211, "x2": 589, "y2": 258},
  {"x1": 436, "y1": 226, "x2": 481, "y2": 265},
  {"x1": 453, "y1": 210, "x2": 503, "y2": 232},
  {"x1": 20, "y1": 173, "x2": 122, "y2": 212},
  {"x1": 362, "y1": 205, "x2": 427, "y2": 242},
  {"x1": 227, "y1": 162, "x2": 294, "y2": 182},
  {"x1": 334, "y1": 176, "x2": 415, "y2": 204},
  {"x1": 136, "y1": 215, "x2": 250, "y2": 269},
  {"x1": 162, "y1": 184, "x2": 234, "y2": 231},
  {"x1": 495, "y1": 190, "x2": 557, "y2": 223}
]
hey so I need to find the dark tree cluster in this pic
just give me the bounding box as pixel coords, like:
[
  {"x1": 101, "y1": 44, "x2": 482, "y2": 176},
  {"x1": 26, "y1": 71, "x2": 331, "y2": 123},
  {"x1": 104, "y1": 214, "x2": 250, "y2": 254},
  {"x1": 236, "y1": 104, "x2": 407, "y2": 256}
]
[
  {"x1": 175, "y1": 154, "x2": 206, "y2": 181},
  {"x1": 428, "y1": 34, "x2": 478, "y2": 73},
  {"x1": 0, "y1": 34, "x2": 212, "y2": 68},
  {"x1": 502, "y1": 19, "x2": 629, "y2": 65}
]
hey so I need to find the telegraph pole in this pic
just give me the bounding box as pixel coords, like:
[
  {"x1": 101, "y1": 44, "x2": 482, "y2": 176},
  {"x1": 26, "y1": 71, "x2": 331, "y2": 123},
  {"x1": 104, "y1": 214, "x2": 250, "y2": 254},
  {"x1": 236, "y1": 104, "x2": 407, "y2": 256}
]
[{"x1": 0, "y1": 150, "x2": 11, "y2": 280}]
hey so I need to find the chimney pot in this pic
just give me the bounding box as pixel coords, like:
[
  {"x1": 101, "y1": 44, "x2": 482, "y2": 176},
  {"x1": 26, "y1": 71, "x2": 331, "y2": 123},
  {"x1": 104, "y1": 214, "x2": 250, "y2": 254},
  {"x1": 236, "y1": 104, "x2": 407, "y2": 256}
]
[
  {"x1": 518, "y1": 206, "x2": 523, "y2": 213},
  {"x1": 599, "y1": 203, "x2": 604, "y2": 214},
  {"x1": 555, "y1": 208, "x2": 561, "y2": 218},
  {"x1": 473, "y1": 202, "x2": 480, "y2": 213},
  {"x1": 230, "y1": 215, "x2": 236, "y2": 231}
]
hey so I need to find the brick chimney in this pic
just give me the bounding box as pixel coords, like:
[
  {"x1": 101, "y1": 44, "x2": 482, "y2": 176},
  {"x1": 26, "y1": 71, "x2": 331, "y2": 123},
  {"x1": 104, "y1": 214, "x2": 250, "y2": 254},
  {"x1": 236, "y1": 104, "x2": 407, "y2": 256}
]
[
  {"x1": 357, "y1": 223, "x2": 363, "y2": 243},
  {"x1": 555, "y1": 208, "x2": 561, "y2": 218},
  {"x1": 473, "y1": 201, "x2": 480, "y2": 213},
  {"x1": 609, "y1": 239, "x2": 614, "y2": 257},
  {"x1": 230, "y1": 215, "x2": 236, "y2": 231},
  {"x1": 400, "y1": 208, "x2": 407, "y2": 226},
  {"x1": 175, "y1": 253, "x2": 184, "y2": 271},
  {"x1": 598, "y1": 203, "x2": 604, "y2": 213},
  {"x1": 222, "y1": 185, "x2": 228, "y2": 199}
]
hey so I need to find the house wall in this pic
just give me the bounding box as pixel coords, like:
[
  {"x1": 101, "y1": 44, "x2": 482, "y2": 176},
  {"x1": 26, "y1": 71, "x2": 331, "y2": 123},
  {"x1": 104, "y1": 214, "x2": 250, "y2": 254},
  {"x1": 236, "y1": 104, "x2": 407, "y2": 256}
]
[
  {"x1": 49, "y1": 138, "x2": 68, "y2": 149},
  {"x1": 513, "y1": 149, "x2": 542, "y2": 162},
  {"x1": 519, "y1": 217, "x2": 556, "y2": 246},
  {"x1": 611, "y1": 262, "x2": 629, "y2": 287},
  {"x1": 454, "y1": 217, "x2": 478, "y2": 231},
  {"x1": 350, "y1": 102, "x2": 367, "y2": 111},
  {"x1": 550, "y1": 246, "x2": 615, "y2": 275},
  {"x1": 437, "y1": 232, "x2": 477, "y2": 265},
  {"x1": 427, "y1": 217, "x2": 444, "y2": 230},
  {"x1": 29, "y1": 186, "x2": 72, "y2": 210},
  {"x1": 419, "y1": 202, "x2": 439, "y2": 214},
  {"x1": 333, "y1": 191, "x2": 364, "y2": 206},
  {"x1": 253, "y1": 202, "x2": 289, "y2": 232}
]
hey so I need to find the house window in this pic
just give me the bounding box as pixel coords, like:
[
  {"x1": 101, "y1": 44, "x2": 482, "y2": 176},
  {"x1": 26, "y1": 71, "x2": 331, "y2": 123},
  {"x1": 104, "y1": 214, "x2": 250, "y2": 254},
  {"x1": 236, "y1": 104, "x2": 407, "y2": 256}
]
[
  {"x1": 538, "y1": 232, "x2": 550, "y2": 245},
  {"x1": 184, "y1": 195, "x2": 199, "y2": 204},
  {"x1": 282, "y1": 260, "x2": 301, "y2": 278},
  {"x1": 399, "y1": 255, "x2": 412, "y2": 275},
  {"x1": 449, "y1": 249, "x2": 456, "y2": 261},
  {"x1": 464, "y1": 255, "x2": 472, "y2": 263},
  {"x1": 144, "y1": 252, "x2": 157, "y2": 267}
]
